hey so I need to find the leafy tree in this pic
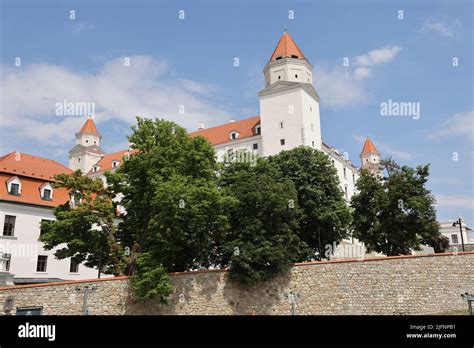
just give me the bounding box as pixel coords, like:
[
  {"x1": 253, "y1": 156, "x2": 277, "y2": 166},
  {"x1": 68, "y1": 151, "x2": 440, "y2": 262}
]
[
  {"x1": 268, "y1": 146, "x2": 351, "y2": 260},
  {"x1": 218, "y1": 159, "x2": 302, "y2": 285},
  {"x1": 351, "y1": 160, "x2": 440, "y2": 256},
  {"x1": 40, "y1": 170, "x2": 123, "y2": 277},
  {"x1": 107, "y1": 117, "x2": 234, "y2": 299}
]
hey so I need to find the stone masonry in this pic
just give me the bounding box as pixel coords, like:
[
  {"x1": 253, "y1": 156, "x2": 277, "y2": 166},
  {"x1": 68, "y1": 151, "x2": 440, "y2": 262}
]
[{"x1": 0, "y1": 252, "x2": 472, "y2": 315}]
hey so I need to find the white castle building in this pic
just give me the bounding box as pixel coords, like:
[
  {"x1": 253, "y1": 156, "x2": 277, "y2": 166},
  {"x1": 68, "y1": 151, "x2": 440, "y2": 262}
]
[{"x1": 0, "y1": 31, "x2": 399, "y2": 284}]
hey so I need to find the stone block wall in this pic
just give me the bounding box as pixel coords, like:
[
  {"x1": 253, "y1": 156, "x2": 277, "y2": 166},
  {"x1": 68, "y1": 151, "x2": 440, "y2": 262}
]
[{"x1": 0, "y1": 252, "x2": 472, "y2": 315}]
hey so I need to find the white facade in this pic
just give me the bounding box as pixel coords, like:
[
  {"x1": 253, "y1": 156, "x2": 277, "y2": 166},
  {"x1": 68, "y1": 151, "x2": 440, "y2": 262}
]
[
  {"x1": 0, "y1": 202, "x2": 98, "y2": 281},
  {"x1": 439, "y1": 220, "x2": 474, "y2": 247}
]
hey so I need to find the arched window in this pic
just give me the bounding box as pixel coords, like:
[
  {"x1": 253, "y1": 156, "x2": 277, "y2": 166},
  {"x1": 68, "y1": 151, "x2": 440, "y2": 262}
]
[
  {"x1": 229, "y1": 131, "x2": 240, "y2": 140},
  {"x1": 40, "y1": 183, "x2": 54, "y2": 201},
  {"x1": 7, "y1": 176, "x2": 21, "y2": 196},
  {"x1": 112, "y1": 160, "x2": 120, "y2": 168}
]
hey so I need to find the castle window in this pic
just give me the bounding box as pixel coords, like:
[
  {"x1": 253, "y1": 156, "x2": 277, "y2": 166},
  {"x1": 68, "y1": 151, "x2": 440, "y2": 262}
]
[
  {"x1": 280, "y1": 139, "x2": 285, "y2": 146},
  {"x1": 7, "y1": 177, "x2": 21, "y2": 196},
  {"x1": 40, "y1": 183, "x2": 53, "y2": 201},
  {"x1": 278, "y1": 76, "x2": 281, "y2": 80},
  {"x1": 86, "y1": 140, "x2": 89, "y2": 143},
  {"x1": 70, "y1": 260, "x2": 79, "y2": 273},
  {"x1": 255, "y1": 125, "x2": 261, "y2": 135},
  {"x1": 112, "y1": 161, "x2": 119, "y2": 168},
  {"x1": 3, "y1": 215, "x2": 16, "y2": 236},
  {"x1": 42, "y1": 189, "x2": 51, "y2": 200},
  {"x1": 36, "y1": 255, "x2": 48, "y2": 272},
  {"x1": 276, "y1": 56, "x2": 283, "y2": 60},
  {"x1": 253, "y1": 143, "x2": 258, "y2": 150},
  {"x1": 93, "y1": 166, "x2": 99, "y2": 173},
  {"x1": 343, "y1": 167, "x2": 347, "y2": 179},
  {"x1": 295, "y1": 74, "x2": 298, "y2": 78},
  {"x1": 280, "y1": 122, "x2": 284, "y2": 129},
  {"x1": 10, "y1": 183, "x2": 20, "y2": 196},
  {"x1": 230, "y1": 131, "x2": 239, "y2": 140},
  {"x1": 291, "y1": 55, "x2": 298, "y2": 59}
]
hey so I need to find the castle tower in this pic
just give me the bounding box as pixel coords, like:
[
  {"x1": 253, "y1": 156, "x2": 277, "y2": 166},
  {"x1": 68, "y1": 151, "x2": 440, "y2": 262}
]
[
  {"x1": 68, "y1": 117, "x2": 105, "y2": 173},
  {"x1": 360, "y1": 137, "x2": 382, "y2": 177},
  {"x1": 259, "y1": 30, "x2": 322, "y2": 156}
]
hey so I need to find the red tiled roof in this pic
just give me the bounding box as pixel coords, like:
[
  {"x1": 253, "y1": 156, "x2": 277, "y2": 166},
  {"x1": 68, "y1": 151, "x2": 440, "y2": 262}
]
[
  {"x1": 189, "y1": 116, "x2": 261, "y2": 146},
  {"x1": 270, "y1": 31, "x2": 306, "y2": 61},
  {"x1": 79, "y1": 118, "x2": 100, "y2": 136},
  {"x1": 360, "y1": 137, "x2": 379, "y2": 155},
  {"x1": 0, "y1": 152, "x2": 72, "y2": 181},
  {"x1": 88, "y1": 149, "x2": 136, "y2": 175},
  {"x1": 0, "y1": 152, "x2": 72, "y2": 207}
]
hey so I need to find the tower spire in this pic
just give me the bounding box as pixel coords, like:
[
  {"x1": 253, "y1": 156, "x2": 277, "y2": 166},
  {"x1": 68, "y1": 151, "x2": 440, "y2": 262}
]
[{"x1": 269, "y1": 30, "x2": 306, "y2": 62}]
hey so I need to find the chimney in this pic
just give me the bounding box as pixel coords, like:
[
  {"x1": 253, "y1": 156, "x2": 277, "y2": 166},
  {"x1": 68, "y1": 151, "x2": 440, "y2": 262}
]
[{"x1": 197, "y1": 123, "x2": 205, "y2": 130}]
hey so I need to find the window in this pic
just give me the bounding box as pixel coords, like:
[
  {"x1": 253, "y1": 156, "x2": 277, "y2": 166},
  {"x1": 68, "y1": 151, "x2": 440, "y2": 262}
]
[
  {"x1": 85, "y1": 139, "x2": 89, "y2": 143},
  {"x1": 255, "y1": 125, "x2": 261, "y2": 135},
  {"x1": 36, "y1": 255, "x2": 48, "y2": 272},
  {"x1": 70, "y1": 260, "x2": 79, "y2": 273},
  {"x1": 10, "y1": 183, "x2": 20, "y2": 196},
  {"x1": 229, "y1": 131, "x2": 239, "y2": 140},
  {"x1": 312, "y1": 141, "x2": 315, "y2": 147},
  {"x1": 278, "y1": 76, "x2": 281, "y2": 80},
  {"x1": 451, "y1": 234, "x2": 458, "y2": 244},
  {"x1": 253, "y1": 143, "x2": 258, "y2": 150},
  {"x1": 343, "y1": 167, "x2": 347, "y2": 179},
  {"x1": 93, "y1": 166, "x2": 99, "y2": 173},
  {"x1": 352, "y1": 173, "x2": 355, "y2": 182},
  {"x1": 3, "y1": 253, "x2": 11, "y2": 271},
  {"x1": 276, "y1": 56, "x2": 283, "y2": 60},
  {"x1": 344, "y1": 185, "x2": 348, "y2": 199},
  {"x1": 16, "y1": 307, "x2": 43, "y2": 316},
  {"x1": 280, "y1": 139, "x2": 285, "y2": 146},
  {"x1": 42, "y1": 189, "x2": 51, "y2": 200},
  {"x1": 112, "y1": 161, "x2": 119, "y2": 168},
  {"x1": 295, "y1": 74, "x2": 298, "y2": 78},
  {"x1": 310, "y1": 107, "x2": 313, "y2": 112},
  {"x1": 77, "y1": 158, "x2": 81, "y2": 163},
  {"x1": 280, "y1": 122, "x2": 284, "y2": 129},
  {"x1": 291, "y1": 55, "x2": 298, "y2": 59},
  {"x1": 3, "y1": 215, "x2": 16, "y2": 236}
]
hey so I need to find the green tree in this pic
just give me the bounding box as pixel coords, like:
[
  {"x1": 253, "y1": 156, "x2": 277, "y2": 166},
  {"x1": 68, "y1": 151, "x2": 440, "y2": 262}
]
[
  {"x1": 107, "y1": 117, "x2": 233, "y2": 299},
  {"x1": 269, "y1": 146, "x2": 351, "y2": 260},
  {"x1": 351, "y1": 159, "x2": 440, "y2": 256},
  {"x1": 40, "y1": 170, "x2": 123, "y2": 277},
  {"x1": 218, "y1": 159, "x2": 302, "y2": 285}
]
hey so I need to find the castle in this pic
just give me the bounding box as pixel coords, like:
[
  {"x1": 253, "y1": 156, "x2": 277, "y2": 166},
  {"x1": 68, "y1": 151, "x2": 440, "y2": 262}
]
[{"x1": 0, "y1": 31, "x2": 383, "y2": 284}]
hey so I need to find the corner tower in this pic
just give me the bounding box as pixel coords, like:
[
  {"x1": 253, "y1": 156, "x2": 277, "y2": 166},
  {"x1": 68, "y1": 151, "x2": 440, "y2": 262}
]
[
  {"x1": 68, "y1": 117, "x2": 105, "y2": 173},
  {"x1": 259, "y1": 30, "x2": 322, "y2": 156},
  {"x1": 360, "y1": 137, "x2": 382, "y2": 177}
]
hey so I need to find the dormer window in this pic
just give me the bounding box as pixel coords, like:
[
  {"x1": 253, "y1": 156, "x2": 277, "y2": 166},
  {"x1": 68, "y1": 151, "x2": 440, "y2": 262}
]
[
  {"x1": 70, "y1": 194, "x2": 81, "y2": 207},
  {"x1": 7, "y1": 177, "x2": 21, "y2": 196},
  {"x1": 229, "y1": 131, "x2": 239, "y2": 140},
  {"x1": 93, "y1": 165, "x2": 100, "y2": 173},
  {"x1": 40, "y1": 183, "x2": 53, "y2": 201},
  {"x1": 255, "y1": 125, "x2": 261, "y2": 135},
  {"x1": 112, "y1": 160, "x2": 120, "y2": 168}
]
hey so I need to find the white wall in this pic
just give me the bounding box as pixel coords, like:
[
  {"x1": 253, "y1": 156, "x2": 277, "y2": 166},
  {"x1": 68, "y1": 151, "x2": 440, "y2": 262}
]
[{"x1": 0, "y1": 202, "x2": 99, "y2": 280}]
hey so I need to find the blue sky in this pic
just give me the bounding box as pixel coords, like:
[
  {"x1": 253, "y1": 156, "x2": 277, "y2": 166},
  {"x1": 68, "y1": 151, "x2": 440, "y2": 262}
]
[{"x1": 0, "y1": 0, "x2": 472, "y2": 225}]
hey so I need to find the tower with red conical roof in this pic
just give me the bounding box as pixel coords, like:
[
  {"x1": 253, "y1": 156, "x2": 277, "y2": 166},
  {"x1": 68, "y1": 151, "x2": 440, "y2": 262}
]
[
  {"x1": 68, "y1": 117, "x2": 105, "y2": 173},
  {"x1": 360, "y1": 137, "x2": 382, "y2": 177},
  {"x1": 259, "y1": 30, "x2": 321, "y2": 156}
]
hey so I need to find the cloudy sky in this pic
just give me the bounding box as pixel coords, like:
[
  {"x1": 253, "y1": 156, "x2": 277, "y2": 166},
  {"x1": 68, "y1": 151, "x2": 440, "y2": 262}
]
[{"x1": 0, "y1": 0, "x2": 472, "y2": 225}]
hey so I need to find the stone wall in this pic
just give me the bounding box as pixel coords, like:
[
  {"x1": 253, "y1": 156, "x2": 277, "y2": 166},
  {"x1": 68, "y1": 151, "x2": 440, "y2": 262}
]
[{"x1": 0, "y1": 252, "x2": 472, "y2": 315}]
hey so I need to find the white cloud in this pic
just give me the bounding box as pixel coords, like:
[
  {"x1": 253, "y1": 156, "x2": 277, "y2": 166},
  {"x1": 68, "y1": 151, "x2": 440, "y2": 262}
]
[
  {"x1": 353, "y1": 135, "x2": 413, "y2": 161},
  {"x1": 316, "y1": 45, "x2": 401, "y2": 108},
  {"x1": 435, "y1": 194, "x2": 474, "y2": 210},
  {"x1": 0, "y1": 56, "x2": 231, "y2": 147},
  {"x1": 353, "y1": 46, "x2": 401, "y2": 67},
  {"x1": 419, "y1": 19, "x2": 461, "y2": 38},
  {"x1": 427, "y1": 111, "x2": 474, "y2": 141}
]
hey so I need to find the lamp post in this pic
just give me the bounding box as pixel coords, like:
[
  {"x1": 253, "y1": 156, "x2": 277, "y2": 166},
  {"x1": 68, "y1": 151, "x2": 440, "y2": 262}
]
[
  {"x1": 452, "y1": 218, "x2": 465, "y2": 252},
  {"x1": 75, "y1": 285, "x2": 97, "y2": 315}
]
